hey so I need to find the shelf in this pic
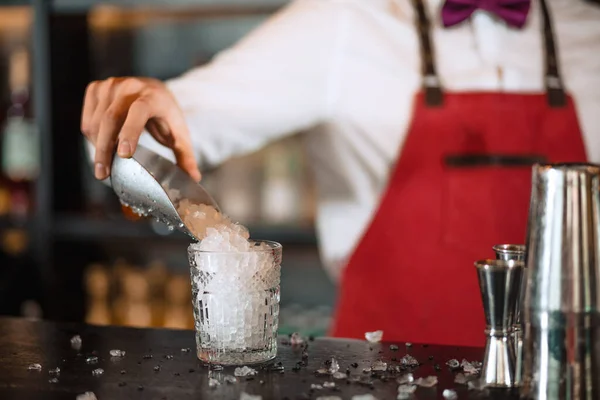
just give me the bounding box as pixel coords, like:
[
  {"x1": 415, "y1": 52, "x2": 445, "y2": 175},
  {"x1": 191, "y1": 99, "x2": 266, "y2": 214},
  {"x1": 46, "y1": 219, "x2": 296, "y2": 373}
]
[
  {"x1": 52, "y1": 215, "x2": 318, "y2": 245},
  {"x1": 0, "y1": 217, "x2": 29, "y2": 231},
  {"x1": 50, "y1": 0, "x2": 286, "y2": 13}
]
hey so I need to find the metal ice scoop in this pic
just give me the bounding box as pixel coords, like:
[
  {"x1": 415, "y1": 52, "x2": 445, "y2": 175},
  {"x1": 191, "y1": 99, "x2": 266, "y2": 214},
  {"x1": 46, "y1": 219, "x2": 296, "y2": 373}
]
[{"x1": 110, "y1": 144, "x2": 219, "y2": 240}]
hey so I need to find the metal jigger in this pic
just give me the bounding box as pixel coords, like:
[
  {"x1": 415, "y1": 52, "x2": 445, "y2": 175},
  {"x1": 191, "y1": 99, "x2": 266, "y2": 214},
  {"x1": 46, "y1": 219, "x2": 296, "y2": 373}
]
[
  {"x1": 493, "y1": 244, "x2": 527, "y2": 385},
  {"x1": 476, "y1": 259, "x2": 524, "y2": 387},
  {"x1": 521, "y1": 163, "x2": 600, "y2": 400}
]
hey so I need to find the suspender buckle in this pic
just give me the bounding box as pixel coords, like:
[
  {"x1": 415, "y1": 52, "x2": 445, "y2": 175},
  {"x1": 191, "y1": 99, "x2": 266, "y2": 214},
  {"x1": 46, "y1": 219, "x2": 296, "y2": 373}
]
[
  {"x1": 423, "y1": 74, "x2": 441, "y2": 88},
  {"x1": 546, "y1": 75, "x2": 562, "y2": 89}
]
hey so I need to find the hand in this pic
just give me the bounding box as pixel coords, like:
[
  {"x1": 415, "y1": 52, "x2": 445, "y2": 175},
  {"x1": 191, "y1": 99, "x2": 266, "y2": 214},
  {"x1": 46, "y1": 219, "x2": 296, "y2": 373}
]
[{"x1": 81, "y1": 77, "x2": 201, "y2": 182}]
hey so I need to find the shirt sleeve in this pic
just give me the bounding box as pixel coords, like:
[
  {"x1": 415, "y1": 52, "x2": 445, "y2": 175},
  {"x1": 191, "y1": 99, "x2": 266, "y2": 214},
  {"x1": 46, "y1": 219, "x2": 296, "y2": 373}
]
[{"x1": 138, "y1": 0, "x2": 345, "y2": 168}]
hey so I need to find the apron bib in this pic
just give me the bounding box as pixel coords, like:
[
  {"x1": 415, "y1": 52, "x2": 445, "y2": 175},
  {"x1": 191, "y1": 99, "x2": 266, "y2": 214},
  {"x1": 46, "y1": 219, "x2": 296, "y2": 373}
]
[{"x1": 331, "y1": 0, "x2": 587, "y2": 347}]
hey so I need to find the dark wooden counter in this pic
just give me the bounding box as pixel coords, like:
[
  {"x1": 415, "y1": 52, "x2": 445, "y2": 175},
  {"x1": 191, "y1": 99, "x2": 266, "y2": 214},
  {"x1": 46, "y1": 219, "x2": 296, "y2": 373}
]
[{"x1": 0, "y1": 317, "x2": 517, "y2": 399}]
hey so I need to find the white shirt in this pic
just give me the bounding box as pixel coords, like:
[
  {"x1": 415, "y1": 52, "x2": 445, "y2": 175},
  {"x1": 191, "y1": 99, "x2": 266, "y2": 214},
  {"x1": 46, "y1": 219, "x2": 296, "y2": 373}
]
[{"x1": 134, "y1": 0, "x2": 600, "y2": 281}]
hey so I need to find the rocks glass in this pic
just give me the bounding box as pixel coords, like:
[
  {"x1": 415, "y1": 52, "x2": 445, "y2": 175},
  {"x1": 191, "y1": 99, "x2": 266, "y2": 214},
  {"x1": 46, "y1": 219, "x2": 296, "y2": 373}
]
[{"x1": 188, "y1": 240, "x2": 282, "y2": 365}]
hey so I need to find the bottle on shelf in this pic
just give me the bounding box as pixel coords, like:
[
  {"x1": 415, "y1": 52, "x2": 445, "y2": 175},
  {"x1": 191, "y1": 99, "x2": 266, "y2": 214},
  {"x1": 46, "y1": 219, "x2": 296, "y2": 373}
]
[
  {"x1": 84, "y1": 264, "x2": 112, "y2": 326},
  {"x1": 0, "y1": 45, "x2": 39, "y2": 223}
]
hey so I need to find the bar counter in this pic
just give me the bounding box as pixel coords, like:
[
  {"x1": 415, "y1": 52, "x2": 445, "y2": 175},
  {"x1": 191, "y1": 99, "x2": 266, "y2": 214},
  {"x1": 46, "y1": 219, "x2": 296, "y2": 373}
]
[{"x1": 0, "y1": 317, "x2": 517, "y2": 399}]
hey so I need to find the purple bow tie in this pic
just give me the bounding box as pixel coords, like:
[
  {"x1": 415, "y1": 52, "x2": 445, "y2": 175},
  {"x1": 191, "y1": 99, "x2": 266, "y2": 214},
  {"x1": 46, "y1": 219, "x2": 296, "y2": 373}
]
[{"x1": 441, "y1": 0, "x2": 531, "y2": 28}]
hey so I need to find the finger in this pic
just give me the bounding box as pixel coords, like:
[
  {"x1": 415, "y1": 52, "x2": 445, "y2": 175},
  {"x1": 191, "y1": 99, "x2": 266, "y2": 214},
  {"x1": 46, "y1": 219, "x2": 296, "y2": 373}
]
[
  {"x1": 89, "y1": 79, "x2": 117, "y2": 146},
  {"x1": 94, "y1": 98, "x2": 133, "y2": 180},
  {"x1": 81, "y1": 81, "x2": 99, "y2": 141},
  {"x1": 118, "y1": 96, "x2": 154, "y2": 159}
]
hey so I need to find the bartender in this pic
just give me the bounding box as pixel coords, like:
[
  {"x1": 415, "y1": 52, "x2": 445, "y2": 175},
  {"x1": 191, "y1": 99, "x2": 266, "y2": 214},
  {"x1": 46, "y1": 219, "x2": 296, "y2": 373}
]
[{"x1": 81, "y1": 0, "x2": 600, "y2": 347}]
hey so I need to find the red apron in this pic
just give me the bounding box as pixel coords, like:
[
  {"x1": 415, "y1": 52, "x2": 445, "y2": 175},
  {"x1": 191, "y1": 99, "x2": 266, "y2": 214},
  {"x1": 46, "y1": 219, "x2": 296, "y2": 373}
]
[{"x1": 331, "y1": 0, "x2": 587, "y2": 347}]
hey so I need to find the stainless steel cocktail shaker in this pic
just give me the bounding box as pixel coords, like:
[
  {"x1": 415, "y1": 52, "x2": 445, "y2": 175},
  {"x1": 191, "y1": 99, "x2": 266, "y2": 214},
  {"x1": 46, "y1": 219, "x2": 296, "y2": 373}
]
[{"x1": 521, "y1": 163, "x2": 600, "y2": 400}]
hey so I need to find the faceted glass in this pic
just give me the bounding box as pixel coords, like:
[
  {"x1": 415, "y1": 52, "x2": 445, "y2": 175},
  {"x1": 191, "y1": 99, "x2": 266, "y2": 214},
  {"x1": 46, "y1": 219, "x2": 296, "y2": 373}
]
[{"x1": 188, "y1": 240, "x2": 281, "y2": 365}]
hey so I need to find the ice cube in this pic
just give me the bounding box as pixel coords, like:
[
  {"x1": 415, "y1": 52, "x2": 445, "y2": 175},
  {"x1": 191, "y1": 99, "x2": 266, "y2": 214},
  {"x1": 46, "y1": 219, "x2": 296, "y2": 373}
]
[
  {"x1": 400, "y1": 355, "x2": 419, "y2": 368},
  {"x1": 27, "y1": 363, "x2": 42, "y2": 371},
  {"x1": 290, "y1": 332, "x2": 304, "y2": 345},
  {"x1": 110, "y1": 350, "x2": 126, "y2": 357},
  {"x1": 352, "y1": 395, "x2": 379, "y2": 400},
  {"x1": 49, "y1": 367, "x2": 60, "y2": 375},
  {"x1": 454, "y1": 373, "x2": 468, "y2": 384},
  {"x1": 328, "y1": 358, "x2": 340, "y2": 374},
  {"x1": 332, "y1": 372, "x2": 347, "y2": 379},
  {"x1": 467, "y1": 379, "x2": 486, "y2": 391},
  {"x1": 443, "y1": 389, "x2": 458, "y2": 399},
  {"x1": 446, "y1": 359, "x2": 460, "y2": 369},
  {"x1": 76, "y1": 392, "x2": 97, "y2": 400},
  {"x1": 70, "y1": 335, "x2": 82, "y2": 350},
  {"x1": 371, "y1": 360, "x2": 387, "y2": 371},
  {"x1": 397, "y1": 384, "x2": 417, "y2": 399},
  {"x1": 323, "y1": 382, "x2": 335, "y2": 388},
  {"x1": 365, "y1": 330, "x2": 383, "y2": 343},
  {"x1": 234, "y1": 366, "x2": 258, "y2": 377},
  {"x1": 461, "y1": 359, "x2": 479, "y2": 374},
  {"x1": 397, "y1": 374, "x2": 414, "y2": 385},
  {"x1": 415, "y1": 376, "x2": 438, "y2": 387},
  {"x1": 311, "y1": 384, "x2": 323, "y2": 390},
  {"x1": 208, "y1": 378, "x2": 220, "y2": 388},
  {"x1": 240, "y1": 393, "x2": 262, "y2": 400},
  {"x1": 92, "y1": 368, "x2": 104, "y2": 377}
]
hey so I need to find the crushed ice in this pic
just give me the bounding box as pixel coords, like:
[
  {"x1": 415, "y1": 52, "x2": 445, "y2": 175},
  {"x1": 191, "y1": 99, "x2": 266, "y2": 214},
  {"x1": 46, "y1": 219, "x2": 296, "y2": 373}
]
[
  {"x1": 446, "y1": 359, "x2": 460, "y2": 369},
  {"x1": 371, "y1": 360, "x2": 387, "y2": 371},
  {"x1": 234, "y1": 366, "x2": 258, "y2": 377},
  {"x1": 443, "y1": 389, "x2": 458, "y2": 399},
  {"x1": 365, "y1": 330, "x2": 383, "y2": 343},
  {"x1": 316, "y1": 397, "x2": 342, "y2": 400},
  {"x1": 332, "y1": 372, "x2": 347, "y2": 379},
  {"x1": 415, "y1": 376, "x2": 438, "y2": 387},
  {"x1": 327, "y1": 358, "x2": 339, "y2": 374},
  {"x1": 454, "y1": 373, "x2": 469, "y2": 384},
  {"x1": 48, "y1": 377, "x2": 59, "y2": 384},
  {"x1": 208, "y1": 378, "x2": 220, "y2": 388},
  {"x1": 76, "y1": 392, "x2": 97, "y2": 400},
  {"x1": 397, "y1": 373, "x2": 414, "y2": 385},
  {"x1": 224, "y1": 375, "x2": 238, "y2": 384},
  {"x1": 110, "y1": 349, "x2": 126, "y2": 357},
  {"x1": 85, "y1": 356, "x2": 98, "y2": 364},
  {"x1": 397, "y1": 384, "x2": 417, "y2": 399},
  {"x1": 27, "y1": 363, "x2": 42, "y2": 371},
  {"x1": 323, "y1": 382, "x2": 335, "y2": 388},
  {"x1": 175, "y1": 200, "x2": 262, "y2": 252},
  {"x1": 92, "y1": 368, "x2": 104, "y2": 377},
  {"x1": 352, "y1": 395, "x2": 379, "y2": 400},
  {"x1": 70, "y1": 335, "x2": 82, "y2": 350},
  {"x1": 49, "y1": 367, "x2": 60, "y2": 375},
  {"x1": 311, "y1": 384, "x2": 323, "y2": 390},
  {"x1": 467, "y1": 378, "x2": 486, "y2": 391},
  {"x1": 400, "y1": 354, "x2": 419, "y2": 368},
  {"x1": 290, "y1": 332, "x2": 304, "y2": 345},
  {"x1": 461, "y1": 359, "x2": 480, "y2": 374}
]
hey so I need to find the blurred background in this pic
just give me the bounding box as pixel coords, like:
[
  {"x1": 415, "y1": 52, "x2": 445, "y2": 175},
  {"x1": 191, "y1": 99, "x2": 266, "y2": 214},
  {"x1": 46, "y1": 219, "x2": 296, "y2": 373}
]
[{"x1": 0, "y1": 0, "x2": 335, "y2": 337}]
